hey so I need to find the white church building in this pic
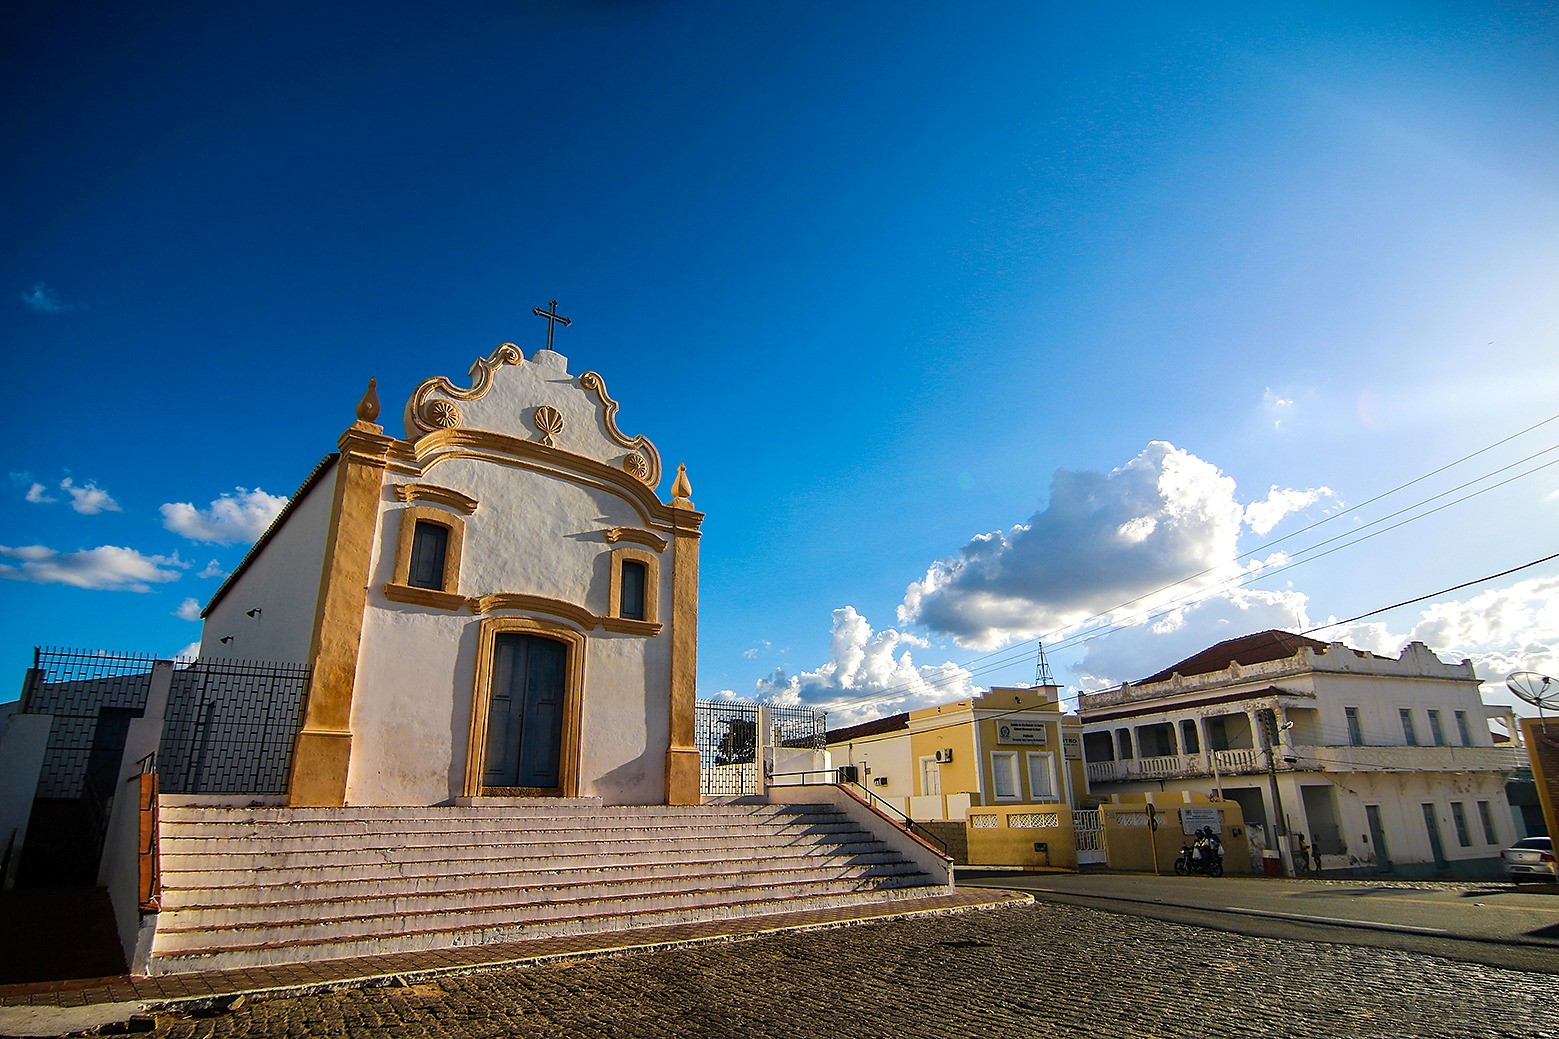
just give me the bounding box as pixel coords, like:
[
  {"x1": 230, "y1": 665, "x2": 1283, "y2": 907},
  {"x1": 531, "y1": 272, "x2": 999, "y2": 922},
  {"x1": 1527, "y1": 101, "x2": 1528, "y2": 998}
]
[{"x1": 200, "y1": 332, "x2": 704, "y2": 808}]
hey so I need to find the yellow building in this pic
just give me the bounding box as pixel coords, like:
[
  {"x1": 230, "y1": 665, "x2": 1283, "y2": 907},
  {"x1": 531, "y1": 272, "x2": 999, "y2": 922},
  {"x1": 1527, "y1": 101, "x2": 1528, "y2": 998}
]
[{"x1": 827, "y1": 685, "x2": 1089, "y2": 822}]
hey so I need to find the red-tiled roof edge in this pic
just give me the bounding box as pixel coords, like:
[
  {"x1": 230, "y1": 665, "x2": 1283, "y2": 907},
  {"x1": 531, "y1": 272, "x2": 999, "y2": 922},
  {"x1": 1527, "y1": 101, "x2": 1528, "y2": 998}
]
[
  {"x1": 826, "y1": 712, "x2": 910, "y2": 744},
  {"x1": 1134, "y1": 629, "x2": 1332, "y2": 686},
  {"x1": 201, "y1": 454, "x2": 340, "y2": 619}
]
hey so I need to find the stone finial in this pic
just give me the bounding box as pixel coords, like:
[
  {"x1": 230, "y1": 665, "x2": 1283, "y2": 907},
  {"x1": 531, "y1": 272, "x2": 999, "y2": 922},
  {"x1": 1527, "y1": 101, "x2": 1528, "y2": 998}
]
[
  {"x1": 356, "y1": 378, "x2": 381, "y2": 422},
  {"x1": 671, "y1": 463, "x2": 693, "y2": 503}
]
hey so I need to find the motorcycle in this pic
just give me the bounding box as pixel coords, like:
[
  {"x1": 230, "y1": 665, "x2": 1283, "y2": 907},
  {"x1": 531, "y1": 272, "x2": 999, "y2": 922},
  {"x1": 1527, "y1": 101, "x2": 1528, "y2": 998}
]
[{"x1": 1174, "y1": 838, "x2": 1224, "y2": 877}]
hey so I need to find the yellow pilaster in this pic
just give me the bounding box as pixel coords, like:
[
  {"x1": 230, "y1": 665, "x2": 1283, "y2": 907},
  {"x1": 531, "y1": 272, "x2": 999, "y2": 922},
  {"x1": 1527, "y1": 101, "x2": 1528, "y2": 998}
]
[
  {"x1": 1521, "y1": 717, "x2": 1559, "y2": 847},
  {"x1": 288, "y1": 407, "x2": 395, "y2": 807},
  {"x1": 665, "y1": 464, "x2": 703, "y2": 805}
]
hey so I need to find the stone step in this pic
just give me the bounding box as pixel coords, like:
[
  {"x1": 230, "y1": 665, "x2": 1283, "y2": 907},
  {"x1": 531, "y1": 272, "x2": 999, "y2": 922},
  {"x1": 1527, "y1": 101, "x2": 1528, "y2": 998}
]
[
  {"x1": 155, "y1": 801, "x2": 820, "y2": 827},
  {"x1": 156, "y1": 816, "x2": 860, "y2": 849},
  {"x1": 147, "y1": 883, "x2": 944, "y2": 975},
  {"x1": 150, "y1": 872, "x2": 937, "y2": 954},
  {"x1": 158, "y1": 860, "x2": 927, "y2": 927},
  {"x1": 157, "y1": 828, "x2": 880, "y2": 871},
  {"x1": 159, "y1": 842, "x2": 905, "y2": 895}
]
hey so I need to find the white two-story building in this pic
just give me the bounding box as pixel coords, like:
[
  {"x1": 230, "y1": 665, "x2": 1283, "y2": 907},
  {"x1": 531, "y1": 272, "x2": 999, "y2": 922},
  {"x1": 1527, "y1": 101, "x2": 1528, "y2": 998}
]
[{"x1": 1079, "y1": 631, "x2": 1523, "y2": 878}]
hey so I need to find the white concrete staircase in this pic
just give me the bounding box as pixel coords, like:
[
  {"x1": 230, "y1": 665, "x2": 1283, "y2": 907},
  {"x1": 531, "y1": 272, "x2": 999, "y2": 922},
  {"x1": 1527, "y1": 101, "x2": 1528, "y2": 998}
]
[{"x1": 144, "y1": 797, "x2": 949, "y2": 975}]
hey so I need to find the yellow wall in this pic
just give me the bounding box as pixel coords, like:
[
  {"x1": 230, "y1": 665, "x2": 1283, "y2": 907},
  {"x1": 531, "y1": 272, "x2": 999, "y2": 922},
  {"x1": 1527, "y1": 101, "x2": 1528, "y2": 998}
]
[
  {"x1": 908, "y1": 700, "x2": 980, "y2": 796},
  {"x1": 966, "y1": 804, "x2": 1079, "y2": 870},
  {"x1": 1098, "y1": 801, "x2": 1251, "y2": 874}
]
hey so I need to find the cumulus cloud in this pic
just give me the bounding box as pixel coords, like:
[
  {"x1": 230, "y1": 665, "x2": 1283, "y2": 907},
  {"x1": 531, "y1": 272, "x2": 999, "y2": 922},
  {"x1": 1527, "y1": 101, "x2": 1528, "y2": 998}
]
[
  {"x1": 161, "y1": 487, "x2": 288, "y2": 545},
  {"x1": 20, "y1": 282, "x2": 75, "y2": 314},
  {"x1": 0, "y1": 544, "x2": 188, "y2": 591},
  {"x1": 198, "y1": 559, "x2": 227, "y2": 579},
  {"x1": 1243, "y1": 485, "x2": 1334, "y2": 536},
  {"x1": 1071, "y1": 588, "x2": 1313, "y2": 688},
  {"x1": 24, "y1": 482, "x2": 56, "y2": 504},
  {"x1": 754, "y1": 607, "x2": 982, "y2": 726},
  {"x1": 173, "y1": 597, "x2": 203, "y2": 621},
  {"x1": 900, "y1": 442, "x2": 1248, "y2": 650},
  {"x1": 59, "y1": 478, "x2": 120, "y2": 515},
  {"x1": 1312, "y1": 575, "x2": 1559, "y2": 712}
]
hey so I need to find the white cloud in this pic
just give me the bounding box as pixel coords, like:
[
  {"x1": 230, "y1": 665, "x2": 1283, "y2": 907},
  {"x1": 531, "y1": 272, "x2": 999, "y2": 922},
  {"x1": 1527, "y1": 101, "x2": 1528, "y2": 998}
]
[
  {"x1": 1243, "y1": 485, "x2": 1334, "y2": 536},
  {"x1": 174, "y1": 597, "x2": 203, "y2": 621},
  {"x1": 59, "y1": 477, "x2": 121, "y2": 515},
  {"x1": 24, "y1": 482, "x2": 56, "y2": 504},
  {"x1": 1070, "y1": 588, "x2": 1313, "y2": 688},
  {"x1": 0, "y1": 544, "x2": 188, "y2": 591},
  {"x1": 198, "y1": 559, "x2": 227, "y2": 579},
  {"x1": 1263, "y1": 388, "x2": 1294, "y2": 429},
  {"x1": 20, "y1": 282, "x2": 74, "y2": 314},
  {"x1": 755, "y1": 607, "x2": 982, "y2": 726},
  {"x1": 161, "y1": 487, "x2": 288, "y2": 545},
  {"x1": 1311, "y1": 575, "x2": 1559, "y2": 712},
  {"x1": 173, "y1": 642, "x2": 201, "y2": 663},
  {"x1": 900, "y1": 442, "x2": 1247, "y2": 649}
]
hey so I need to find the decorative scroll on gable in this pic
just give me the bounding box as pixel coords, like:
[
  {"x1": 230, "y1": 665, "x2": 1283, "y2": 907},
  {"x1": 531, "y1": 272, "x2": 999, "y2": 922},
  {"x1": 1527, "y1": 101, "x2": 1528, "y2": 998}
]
[{"x1": 402, "y1": 343, "x2": 663, "y2": 488}]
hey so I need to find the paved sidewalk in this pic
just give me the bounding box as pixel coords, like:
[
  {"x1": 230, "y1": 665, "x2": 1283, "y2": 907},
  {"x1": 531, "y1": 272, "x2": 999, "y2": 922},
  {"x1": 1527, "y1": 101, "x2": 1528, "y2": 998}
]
[{"x1": 0, "y1": 889, "x2": 1022, "y2": 1020}]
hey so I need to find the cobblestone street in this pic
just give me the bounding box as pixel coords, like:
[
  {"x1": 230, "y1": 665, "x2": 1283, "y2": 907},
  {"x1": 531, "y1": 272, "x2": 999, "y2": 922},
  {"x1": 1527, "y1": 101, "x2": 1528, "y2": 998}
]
[{"x1": 135, "y1": 901, "x2": 1557, "y2": 1039}]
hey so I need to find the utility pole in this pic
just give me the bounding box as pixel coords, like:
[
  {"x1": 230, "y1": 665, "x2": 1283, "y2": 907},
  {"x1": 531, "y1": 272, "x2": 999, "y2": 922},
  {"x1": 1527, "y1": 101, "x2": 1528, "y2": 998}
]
[{"x1": 1257, "y1": 708, "x2": 1294, "y2": 877}]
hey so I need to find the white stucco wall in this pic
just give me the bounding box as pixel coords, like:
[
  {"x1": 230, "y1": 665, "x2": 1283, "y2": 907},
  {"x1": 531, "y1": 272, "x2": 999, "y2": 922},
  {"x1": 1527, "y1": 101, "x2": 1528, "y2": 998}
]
[{"x1": 200, "y1": 460, "x2": 338, "y2": 665}]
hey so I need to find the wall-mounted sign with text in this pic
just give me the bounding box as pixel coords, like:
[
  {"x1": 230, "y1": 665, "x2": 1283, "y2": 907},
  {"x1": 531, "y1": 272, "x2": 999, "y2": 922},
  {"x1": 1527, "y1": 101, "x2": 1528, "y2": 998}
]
[
  {"x1": 996, "y1": 719, "x2": 1049, "y2": 746},
  {"x1": 1061, "y1": 733, "x2": 1082, "y2": 759}
]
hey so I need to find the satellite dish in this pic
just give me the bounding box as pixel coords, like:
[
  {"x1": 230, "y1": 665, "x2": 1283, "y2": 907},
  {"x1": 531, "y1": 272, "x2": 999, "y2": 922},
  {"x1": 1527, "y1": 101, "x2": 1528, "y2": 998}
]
[{"x1": 1506, "y1": 672, "x2": 1559, "y2": 711}]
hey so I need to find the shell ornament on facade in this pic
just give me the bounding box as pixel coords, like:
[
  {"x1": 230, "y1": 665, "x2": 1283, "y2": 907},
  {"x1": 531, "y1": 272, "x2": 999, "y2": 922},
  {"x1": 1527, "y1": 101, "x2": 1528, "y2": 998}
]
[
  {"x1": 424, "y1": 399, "x2": 462, "y2": 429},
  {"x1": 532, "y1": 405, "x2": 565, "y2": 446},
  {"x1": 622, "y1": 452, "x2": 650, "y2": 481}
]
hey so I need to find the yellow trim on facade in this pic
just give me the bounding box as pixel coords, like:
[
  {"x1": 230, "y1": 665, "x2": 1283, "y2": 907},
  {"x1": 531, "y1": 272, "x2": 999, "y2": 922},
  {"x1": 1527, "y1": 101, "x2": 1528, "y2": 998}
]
[
  {"x1": 607, "y1": 546, "x2": 660, "y2": 625},
  {"x1": 469, "y1": 592, "x2": 595, "y2": 630},
  {"x1": 578, "y1": 370, "x2": 662, "y2": 488},
  {"x1": 665, "y1": 499, "x2": 701, "y2": 805},
  {"x1": 604, "y1": 526, "x2": 669, "y2": 553},
  {"x1": 405, "y1": 342, "x2": 524, "y2": 437},
  {"x1": 382, "y1": 582, "x2": 468, "y2": 612},
  {"x1": 288, "y1": 419, "x2": 393, "y2": 807},
  {"x1": 390, "y1": 504, "x2": 466, "y2": 595},
  {"x1": 464, "y1": 615, "x2": 586, "y2": 798},
  {"x1": 392, "y1": 482, "x2": 479, "y2": 515},
  {"x1": 389, "y1": 428, "x2": 704, "y2": 534}
]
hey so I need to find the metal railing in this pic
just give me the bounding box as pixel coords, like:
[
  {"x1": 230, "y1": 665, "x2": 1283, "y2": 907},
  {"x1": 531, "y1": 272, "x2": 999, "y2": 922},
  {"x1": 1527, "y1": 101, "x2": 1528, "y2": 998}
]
[{"x1": 768, "y1": 768, "x2": 949, "y2": 858}]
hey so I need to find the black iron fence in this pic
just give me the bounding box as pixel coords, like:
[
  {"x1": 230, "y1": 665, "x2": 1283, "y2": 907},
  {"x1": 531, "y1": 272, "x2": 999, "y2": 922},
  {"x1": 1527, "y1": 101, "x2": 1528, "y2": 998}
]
[
  {"x1": 158, "y1": 658, "x2": 311, "y2": 795},
  {"x1": 19, "y1": 647, "x2": 310, "y2": 799},
  {"x1": 21, "y1": 647, "x2": 160, "y2": 800}
]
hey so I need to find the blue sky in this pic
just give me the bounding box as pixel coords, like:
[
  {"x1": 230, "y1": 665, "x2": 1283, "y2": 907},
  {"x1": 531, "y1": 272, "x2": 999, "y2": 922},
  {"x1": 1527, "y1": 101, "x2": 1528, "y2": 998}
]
[{"x1": 4, "y1": 2, "x2": 1557, "y2": 723}]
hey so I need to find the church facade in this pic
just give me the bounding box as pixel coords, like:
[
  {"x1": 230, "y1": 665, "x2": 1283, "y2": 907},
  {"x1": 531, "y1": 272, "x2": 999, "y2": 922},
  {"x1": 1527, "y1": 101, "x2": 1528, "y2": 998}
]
[{"x1": 199, "y1": 337, "x2": 703, "y2": 808}]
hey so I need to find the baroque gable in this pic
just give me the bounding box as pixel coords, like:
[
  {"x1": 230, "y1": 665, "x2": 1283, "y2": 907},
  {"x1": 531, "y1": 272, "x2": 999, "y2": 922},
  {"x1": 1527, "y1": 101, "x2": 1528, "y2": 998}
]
[{"x1": 403, "y1": 344, "x2": 663, "y2": 490}]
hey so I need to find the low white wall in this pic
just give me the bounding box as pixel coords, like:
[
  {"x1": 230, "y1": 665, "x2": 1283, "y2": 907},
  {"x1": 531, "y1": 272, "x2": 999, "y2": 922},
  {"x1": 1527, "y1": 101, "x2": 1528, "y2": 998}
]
[
  {"x1": 98, "y1": 661, "x2": 173, "y2": 974},
  {"x1": 773, "y1": 784, "x2": 953, "y2": 888},
  {"x1": 0, "y1": 713, "x2": 51, "y2": 888}
]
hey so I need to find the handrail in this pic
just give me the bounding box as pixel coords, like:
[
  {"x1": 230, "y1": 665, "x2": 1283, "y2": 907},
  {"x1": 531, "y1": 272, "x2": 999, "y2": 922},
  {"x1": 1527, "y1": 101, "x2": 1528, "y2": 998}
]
[{"x1": 767, "y1": 768, "x2": 949, "y2": 857}]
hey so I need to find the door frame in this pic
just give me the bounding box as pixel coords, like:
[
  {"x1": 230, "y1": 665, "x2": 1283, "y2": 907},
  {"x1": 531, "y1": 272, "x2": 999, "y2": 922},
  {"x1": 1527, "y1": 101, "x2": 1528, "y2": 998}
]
[{"x1": 464, "y1": 615, "x2": 586, "y2": 798}]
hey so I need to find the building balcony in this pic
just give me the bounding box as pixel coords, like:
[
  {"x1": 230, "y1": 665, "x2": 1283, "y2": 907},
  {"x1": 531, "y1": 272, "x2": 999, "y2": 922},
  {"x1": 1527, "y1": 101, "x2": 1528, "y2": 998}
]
[{"x1": 1085, "y1": 742, "x2": 1522, "y2": 786}]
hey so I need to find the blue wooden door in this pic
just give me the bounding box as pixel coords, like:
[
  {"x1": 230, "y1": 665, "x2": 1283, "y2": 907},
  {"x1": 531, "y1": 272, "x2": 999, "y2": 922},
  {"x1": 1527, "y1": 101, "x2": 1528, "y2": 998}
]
[{"x1": 484, "y1": 634, "x2": 567, "y2": 789}]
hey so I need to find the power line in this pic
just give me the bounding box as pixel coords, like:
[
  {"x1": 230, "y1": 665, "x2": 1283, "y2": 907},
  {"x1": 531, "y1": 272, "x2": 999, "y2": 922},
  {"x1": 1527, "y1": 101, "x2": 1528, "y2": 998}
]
[
  {"x1": 1303, "y1": 550, "x2": 1559, "y2": 636},
  {"x1": 813, "y1": 418, "x2": 1559, "y2": 715}
]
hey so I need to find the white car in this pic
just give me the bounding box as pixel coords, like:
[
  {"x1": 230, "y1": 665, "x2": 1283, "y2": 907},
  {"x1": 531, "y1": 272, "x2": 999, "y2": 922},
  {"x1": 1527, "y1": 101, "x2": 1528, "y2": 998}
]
[{"x1": 1502, "y1": 836, "x2": 1556, "y2": 884}]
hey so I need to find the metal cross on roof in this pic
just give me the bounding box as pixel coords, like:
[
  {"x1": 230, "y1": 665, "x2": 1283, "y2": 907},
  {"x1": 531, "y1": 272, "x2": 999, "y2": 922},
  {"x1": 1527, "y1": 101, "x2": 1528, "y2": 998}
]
[{"x1": 532, "y1": 299, "x2": 572, "y2": 352}]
